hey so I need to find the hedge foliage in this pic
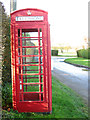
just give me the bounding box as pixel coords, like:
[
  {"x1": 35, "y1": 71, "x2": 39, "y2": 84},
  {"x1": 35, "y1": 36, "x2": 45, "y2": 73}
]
[
  {"x1": 1, "y1": 2, "x2": 11, "y2": 83},
  {"x1": 2, "y1": 82, "x2": 12, "y2": 109},
  {"x1": 1, "y1": 2, "x2": 11, "y2": 109},
  {"x1": 51, "y1": 50, "x2": 58, "y2": 56},
  {"x1": 77, "y1": 48, "x2": 90, "y2": 59}
]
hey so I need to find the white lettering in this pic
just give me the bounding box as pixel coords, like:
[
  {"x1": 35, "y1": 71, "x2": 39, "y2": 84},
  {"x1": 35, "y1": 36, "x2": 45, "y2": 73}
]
[{"x1": 16, "y1": 16, "x2": 44, "y2": 21}]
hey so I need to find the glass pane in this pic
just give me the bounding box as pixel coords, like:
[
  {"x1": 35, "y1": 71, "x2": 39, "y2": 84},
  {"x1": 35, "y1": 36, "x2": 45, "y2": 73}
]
[
  {"x1": 40, "y1": 48, "x2": 42, "y2": 55},
  {"x1": 18, "y1": 48, "x2": 20, "y2": 55},
  {"x1": 41, "y1": 93, "x2": 43, "y2": 101},
  {"x1": 23, "y1": 66, "x2": 39, "y2": 74},
  {"x1": 18, "y1": 38, "x2": 20, "y2": 46},
  {"x1": 22, "y1": 29, "x2": 38, "y2": 37},
  {"x1": 20, "y1": 84, "x2": 22, "y2": 90},
  {"x1": 22, "y1": 57, "x2": 39, "y2": 64},
  {"x1": 41, "y1": 84, "x2": 43, "y2": 92},
  {"x1": 22, "y1": 48, "x2": 38, "y2": 55},
  {"x1": 39, "y1": 28, "x2": 42, "y2": 37},
  {"x1": 41, "y1": 66, "x2": 43, "y2": 73},
  {"x1": 40, "y1": 57, "x2": 42, "y2": 64},
  {"x1": 18, "y1": 57, "x2": 21, "y2": 64},
  {"x1": 40, "y1": 38, "x2": 42, "y2": 46},
  {"x1": 23, "y1": 84, "x2": 39, "y2": 92},
  {"x1": 22, "y1": 38, "x2": 38, "y2": 46},
  {"x1": 18, "y1": 29, "x2": 20, "y2": 37},
  {"x1": 41, "y1": 75, "x2": 43, "y2": 82},
  {"x1": 19, "y1": 66, "x2": 21, "y2": 74},
  {"x1": 23, "y1": 75, "x2": 39, "y2": 83}
]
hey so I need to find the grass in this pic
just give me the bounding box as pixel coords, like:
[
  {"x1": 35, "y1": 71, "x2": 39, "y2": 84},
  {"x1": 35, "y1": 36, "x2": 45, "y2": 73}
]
[
  {"x1": 58, "y1": 55, "x2": 77, "y2": 57},
  {"x1": 64, "y1": 57, "x2": 90, "y2": 67},
  {"x1": 58, "y1": 52, "x2": 77, "y2": 57},
  {"x1": 52, "y1": 55, "x2": 77, "y2": 57},
  {"x1": 2, "y1": 76, "x2": 88, "y2": 119}
]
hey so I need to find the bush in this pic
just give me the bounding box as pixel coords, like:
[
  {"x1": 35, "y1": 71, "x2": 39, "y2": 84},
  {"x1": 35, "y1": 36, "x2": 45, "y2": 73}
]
[
  {"x1": 82, "y1": 49, "x2": 88, "y2": 58},
  {"x1": 51, "y1": 50, "x2": 58, "y2": 56},
  {"x1": 88, "y1": 48, "x2": 90, "y2": 59},
  {"x1": 76, "y1": 49, "x2": 81, "y2": 57},
  {"x1": 2, "y1": 82, "x2": 12, "y2": 109},
  {"x1": 76, "y1": 48, "x2": 90, "y2": 59}
]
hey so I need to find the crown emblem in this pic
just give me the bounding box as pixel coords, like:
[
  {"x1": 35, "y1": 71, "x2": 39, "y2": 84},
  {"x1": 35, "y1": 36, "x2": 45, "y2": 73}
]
[{"x1": 27, "y1": 10, "x2": 31, "y2": 15}]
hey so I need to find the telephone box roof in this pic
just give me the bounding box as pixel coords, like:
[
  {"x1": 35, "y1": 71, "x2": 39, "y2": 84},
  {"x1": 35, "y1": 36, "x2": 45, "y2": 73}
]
[{"x1": 10, "y1": 8, "x2": 48, "y2": 15}]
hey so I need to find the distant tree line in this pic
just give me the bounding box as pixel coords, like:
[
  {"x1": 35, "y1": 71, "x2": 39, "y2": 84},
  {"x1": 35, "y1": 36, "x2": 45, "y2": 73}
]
[{"x1": 51, "y1": 44, "x2": 72, "y2": 53}]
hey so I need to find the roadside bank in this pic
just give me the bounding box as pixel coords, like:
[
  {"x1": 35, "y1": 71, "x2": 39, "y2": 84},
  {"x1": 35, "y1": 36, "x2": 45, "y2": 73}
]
[{"x1": 64, "y1": 57, "x2": 90, "y2": 69}]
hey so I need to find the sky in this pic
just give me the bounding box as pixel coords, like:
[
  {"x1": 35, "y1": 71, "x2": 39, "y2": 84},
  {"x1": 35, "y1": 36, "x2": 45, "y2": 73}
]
[{"x1": 1, "y1": 0, "x2": 89, "y2": 47}]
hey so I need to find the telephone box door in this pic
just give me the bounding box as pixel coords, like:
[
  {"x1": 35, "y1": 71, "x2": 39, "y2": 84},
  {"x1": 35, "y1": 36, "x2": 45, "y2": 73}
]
[{"x1": 14, "y1": 25, "x2": 50, "y2": 112}]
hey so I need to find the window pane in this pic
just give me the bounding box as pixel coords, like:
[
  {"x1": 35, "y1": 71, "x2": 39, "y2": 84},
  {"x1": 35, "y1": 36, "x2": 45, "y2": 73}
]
[
  {"x1": 40, "y1": 48, "x2": 42, "y2": 55},
  {"x1": 22, "y1": 57, "x2": 39, "y2": 64},
  {"x1": 18, "y1": 38, "x2": 20, "y2": 46},
  {"x1": 18, "y1": 29, "x2": 20, "y2": 37},
  {"x1": 22, "y1": 29, "x2": 38, "y2": 37},
  {"x1": 39, "y1": 28, "x2": 42, "y2": 37},
  {"x1": 22, "y1": 38, "x2": 38, "y2": 46},
  {"x1": 22, "y1": 48, "x2": 38, "y2": 55},
  {"x1": 23, "y1": 84, "x2": 39, "y2": 92},
  {"x1": 23, "y1": 66, "x2": 39, "y2": 74},
  {"x1": 40, "y1": 38, "x2": 42, "y2": 46},
  {"x1": 23, "y1": 75, "x2": 39, "y2": 83}
]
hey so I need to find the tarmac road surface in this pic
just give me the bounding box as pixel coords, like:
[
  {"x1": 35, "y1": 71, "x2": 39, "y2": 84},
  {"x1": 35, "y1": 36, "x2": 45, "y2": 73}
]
[{"x1": 51, "y1": 56, "x2": 88, "y2": 104}]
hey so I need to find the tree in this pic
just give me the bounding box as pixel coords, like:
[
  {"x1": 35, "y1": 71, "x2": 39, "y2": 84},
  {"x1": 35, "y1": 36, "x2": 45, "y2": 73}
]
[
  {"x1": 64, "y1": 45, "x2": 71, "y2": 52},
  {"x1": 1, "y1": 2, "x2": 11, "y2": 83},
  {"x1": 58, "y1": 44, "x2": 65, "y2": 53}
]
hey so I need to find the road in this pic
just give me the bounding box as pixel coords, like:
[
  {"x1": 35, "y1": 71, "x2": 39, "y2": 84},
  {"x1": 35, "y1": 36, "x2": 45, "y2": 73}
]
[{"x1": 51, "y1": 56, "x2": 89, "y2": 104}]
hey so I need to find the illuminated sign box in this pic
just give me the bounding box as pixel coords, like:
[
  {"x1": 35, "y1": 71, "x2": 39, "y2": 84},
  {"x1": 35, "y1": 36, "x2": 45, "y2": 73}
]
[{"x1": 16, "y1": 16, "x2": 44, "y2": 21}]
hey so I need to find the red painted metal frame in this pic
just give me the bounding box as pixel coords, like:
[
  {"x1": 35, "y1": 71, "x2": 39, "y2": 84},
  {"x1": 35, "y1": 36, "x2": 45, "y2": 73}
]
[{"x1": 11, "y1": 8, "x2": 52, "y2": 113}]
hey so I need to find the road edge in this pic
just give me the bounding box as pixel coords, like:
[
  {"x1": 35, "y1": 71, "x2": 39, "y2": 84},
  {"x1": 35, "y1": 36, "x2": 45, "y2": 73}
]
[{"x1": 64, "y1": 61, "x2": 90, "y2": 69}]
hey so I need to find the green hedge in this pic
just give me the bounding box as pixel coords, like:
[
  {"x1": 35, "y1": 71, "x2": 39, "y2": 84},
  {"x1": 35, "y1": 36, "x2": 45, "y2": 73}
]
[
  {"x1": 2, "y1": 82, "x2": 12, "y2": 109},
  {"x1": 77, "y1": 48, "x2": 90, "y2": 59},
  {"x1": 2, "y1": 3, "x2": 11, "y2": 83},
  {"x1": 51, "y1": 50, "x2": 58, "y2": 56}
]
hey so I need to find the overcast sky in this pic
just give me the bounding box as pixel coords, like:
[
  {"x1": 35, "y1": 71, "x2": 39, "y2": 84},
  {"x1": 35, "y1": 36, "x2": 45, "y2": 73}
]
[{"x1": 1, "y1": 0, "x2": 89, "y2": 47}]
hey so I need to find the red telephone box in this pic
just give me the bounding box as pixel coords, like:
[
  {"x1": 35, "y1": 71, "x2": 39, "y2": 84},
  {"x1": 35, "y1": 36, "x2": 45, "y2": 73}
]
[{"x1": 11, "y1": 8, "x2": 52, "y2": 113}]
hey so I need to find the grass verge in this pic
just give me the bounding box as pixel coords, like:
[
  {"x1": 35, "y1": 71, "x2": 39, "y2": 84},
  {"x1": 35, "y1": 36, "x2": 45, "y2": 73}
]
[
  {"x1": 2, "y1": 76, "x2": 88, "y2": 119},
  {"x1": 64, "y1": 57, "x2": 90, "y2": 67},
  {"x1": 59, "y1": 55, "x2": 77, "y2": 57}
]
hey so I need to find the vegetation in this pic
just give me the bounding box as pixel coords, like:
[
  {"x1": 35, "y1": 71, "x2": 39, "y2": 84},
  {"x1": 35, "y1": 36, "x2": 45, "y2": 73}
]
[
  {"x1": 2, "y1": 82, "x2": 12, "y2": 109},
  {"x1": 64, "y1": 57, "x2": 90, "y2": 67},
  {"x1": 51, "y1": 44, "x2": 72, "y2": 53},
  {"x1": 51, "y1": 50, "x2": 58, "y2": 56},
  {"x1": 58, "y1": 52, "x2": 77, "y2": 57},
  {"x1": 77, "y1": 48, "x2": 90, "y2": 59},
  {"x1": 1, "y1": 2, "x2": 11, "y2": 83},
  {"x1": 2, "y1": 76, "x2": 88, "y2": 119},
  {"x1": 59, "y1": 54, "x2": 77, "y2": 57}
]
